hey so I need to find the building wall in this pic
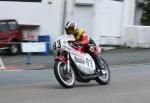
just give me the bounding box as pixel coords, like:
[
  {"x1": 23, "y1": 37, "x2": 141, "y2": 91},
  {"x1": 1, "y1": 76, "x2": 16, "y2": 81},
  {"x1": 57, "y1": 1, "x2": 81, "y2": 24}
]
[
  {"x1": 72, "y1": 5, "x2": 94, "y2": 36},
  {"x1": 121, "y1": 0, "x2": 136, "y2": 45},
  {"x1": 65, "y1": 0, "x2": 125, "y2": 45},
  {"x1": 93, "y1": 0, "x2": 123, "y2": 45},
  {"x1": 0, "y1": 0, "x2": 65, "y2": 37},
  {"x1": 0, "y1": 0, "x2": 137, "y2": 46}
]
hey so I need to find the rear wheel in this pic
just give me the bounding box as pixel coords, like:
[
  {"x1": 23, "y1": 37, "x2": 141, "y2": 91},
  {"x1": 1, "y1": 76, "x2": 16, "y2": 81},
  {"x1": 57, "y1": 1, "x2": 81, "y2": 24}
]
[
  {"x1": 96, "y1": 57, "x2": 111, "y2": 85},
  {"x1": 54, "y1": 60, "x2": 76, "y2": 88}
]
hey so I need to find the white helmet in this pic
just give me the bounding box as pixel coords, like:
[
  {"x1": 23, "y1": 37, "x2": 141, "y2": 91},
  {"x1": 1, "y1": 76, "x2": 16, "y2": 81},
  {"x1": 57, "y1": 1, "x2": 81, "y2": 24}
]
[{"x1": 65, "y1": 21, "x2": 77, "y2": 35}]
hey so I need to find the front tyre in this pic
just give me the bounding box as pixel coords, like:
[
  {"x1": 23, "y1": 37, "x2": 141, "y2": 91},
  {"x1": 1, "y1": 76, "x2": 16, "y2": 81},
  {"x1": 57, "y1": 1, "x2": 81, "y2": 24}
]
[
  {"x1": 54, "y1": 60, "x2": 76, "y2": 88},
  {"x1": 96, "y1": 57, "x2": 111, "y2": 85},
  {"x1": 8, "y1": 43, "x2": 20, "y2": 55}
]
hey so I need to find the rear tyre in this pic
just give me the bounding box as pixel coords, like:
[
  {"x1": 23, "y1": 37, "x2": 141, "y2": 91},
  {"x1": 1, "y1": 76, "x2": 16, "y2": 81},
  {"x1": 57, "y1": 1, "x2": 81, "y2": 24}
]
[
  {"x1": 54, "y1": 60, "x2": 76, "y2": 88},
  {"x1": 96, "y1": 57, "x2": 111, "y2": 85}
]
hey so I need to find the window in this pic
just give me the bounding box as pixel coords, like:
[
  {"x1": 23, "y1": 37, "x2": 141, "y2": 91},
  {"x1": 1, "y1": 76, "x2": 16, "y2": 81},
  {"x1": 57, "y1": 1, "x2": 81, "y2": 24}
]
[
  {"x1": 8, "y1": 21, "x2": 18, "y2": 31},
  {"x1": 0, "y1": 0, "x2": 41, "y2": 2},
  {"x1": 0, "y1": 22, "x2": 9, "y2": 32}
]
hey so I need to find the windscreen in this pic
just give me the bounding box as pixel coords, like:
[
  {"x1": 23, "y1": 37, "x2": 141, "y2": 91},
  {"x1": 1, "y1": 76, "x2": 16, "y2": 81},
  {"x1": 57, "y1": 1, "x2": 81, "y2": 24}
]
[{"x1": 0, "y1": 22, "x2": 9, "y2": 32}]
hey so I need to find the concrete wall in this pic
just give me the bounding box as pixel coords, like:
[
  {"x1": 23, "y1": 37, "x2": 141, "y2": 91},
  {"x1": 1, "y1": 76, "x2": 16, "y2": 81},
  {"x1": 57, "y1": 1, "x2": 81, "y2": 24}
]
[{"x1": 125, "y1": 26, "x2": 150, "y2": 48}]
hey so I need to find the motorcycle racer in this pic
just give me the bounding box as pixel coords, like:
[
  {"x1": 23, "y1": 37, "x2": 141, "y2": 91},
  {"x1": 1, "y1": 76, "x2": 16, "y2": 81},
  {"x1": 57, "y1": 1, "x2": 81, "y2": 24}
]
[{"x1": 65, "y1": 21, "x2": 103, "y2": 71}]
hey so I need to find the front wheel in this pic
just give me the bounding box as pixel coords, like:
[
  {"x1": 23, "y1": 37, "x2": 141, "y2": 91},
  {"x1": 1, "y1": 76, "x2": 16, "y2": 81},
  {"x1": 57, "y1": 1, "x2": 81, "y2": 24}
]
[
  {"x1": 54, "y1": 60, "x2": 76, "y2": 88},
  {"x1": 96, "y1": 57, "x2": 111, "y2": 85},
  {"x1": 8, "y1": 43, "x2": 20, "y2": 55}
]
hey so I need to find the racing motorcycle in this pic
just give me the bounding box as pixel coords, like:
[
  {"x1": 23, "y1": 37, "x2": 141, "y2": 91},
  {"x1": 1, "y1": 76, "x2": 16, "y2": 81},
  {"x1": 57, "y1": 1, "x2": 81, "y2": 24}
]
[{"x1": 53, "y1": 35, "x2": 111, "y2": 88}]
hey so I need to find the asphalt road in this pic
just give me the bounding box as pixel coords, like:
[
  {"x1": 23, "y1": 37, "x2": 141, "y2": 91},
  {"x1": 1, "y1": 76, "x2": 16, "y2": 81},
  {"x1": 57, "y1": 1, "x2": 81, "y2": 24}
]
[{"x1": 0, "y1": 64, "x2": 150, "y2": 103}]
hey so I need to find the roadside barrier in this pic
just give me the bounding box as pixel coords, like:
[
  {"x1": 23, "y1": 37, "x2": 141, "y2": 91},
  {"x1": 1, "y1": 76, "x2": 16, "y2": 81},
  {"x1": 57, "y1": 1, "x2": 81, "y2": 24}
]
[
  {"x1": 0, "y1": 41, "x2": 50, "y2": 68},
  {"x1": 21, "y1": 42, "x2": 47, "y2": 65}
]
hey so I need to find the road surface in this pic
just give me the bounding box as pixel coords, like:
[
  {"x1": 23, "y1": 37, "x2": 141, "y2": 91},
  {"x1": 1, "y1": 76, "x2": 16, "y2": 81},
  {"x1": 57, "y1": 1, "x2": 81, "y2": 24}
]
[{"x1": 0, "y1": 64, "x2": 150, "y2": 103}]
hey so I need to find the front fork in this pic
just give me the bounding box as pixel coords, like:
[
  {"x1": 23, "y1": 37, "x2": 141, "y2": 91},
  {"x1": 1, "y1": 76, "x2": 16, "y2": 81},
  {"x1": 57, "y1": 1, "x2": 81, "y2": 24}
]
[{"x1": 67, "y1": 53, "x2": 70, "y2": 73}]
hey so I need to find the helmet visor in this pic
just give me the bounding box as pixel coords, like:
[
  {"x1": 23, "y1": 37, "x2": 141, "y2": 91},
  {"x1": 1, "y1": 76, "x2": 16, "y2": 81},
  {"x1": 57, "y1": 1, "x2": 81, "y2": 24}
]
[{"x1": 65, "y1": 27, "x2": 74, "y2": 35}]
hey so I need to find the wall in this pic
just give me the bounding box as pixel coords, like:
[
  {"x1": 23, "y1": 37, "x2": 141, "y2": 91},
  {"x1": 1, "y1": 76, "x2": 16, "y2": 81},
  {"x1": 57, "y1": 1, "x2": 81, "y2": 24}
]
[
  {"x1": 93, "y1": 0, "x2": 123, "y2": 45},
  {"x1": 64, "y1": 0, "x2": 124, "y2": 45},
  {"x1": 121, "y1": 0, "x2": 136, "y2": 45},
  {"x1": 0, "y1": 0, "x2": 138, "y2": 47},
  {"x1": 73, "y1": 5, "x2": 94, "y2": 36},
  {"x1": 125, "y1": 26, "x2": 150, "y2": 48},
  {"x1": 0, "y1": 0, "x2": 65, "y2": 37}
]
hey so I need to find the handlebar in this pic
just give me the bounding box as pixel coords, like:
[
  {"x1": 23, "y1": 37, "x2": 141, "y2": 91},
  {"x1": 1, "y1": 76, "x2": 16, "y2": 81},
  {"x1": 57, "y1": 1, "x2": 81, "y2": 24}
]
[{"x1": 68, "y1": 41, "x2": 97, "y2": 48}]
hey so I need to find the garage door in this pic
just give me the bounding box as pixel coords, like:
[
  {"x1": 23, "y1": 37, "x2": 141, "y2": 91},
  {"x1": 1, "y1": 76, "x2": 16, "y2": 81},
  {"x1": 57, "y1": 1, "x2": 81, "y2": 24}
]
[{"x1": 72, "y1": 5, "x2": 94, "y2": 35}]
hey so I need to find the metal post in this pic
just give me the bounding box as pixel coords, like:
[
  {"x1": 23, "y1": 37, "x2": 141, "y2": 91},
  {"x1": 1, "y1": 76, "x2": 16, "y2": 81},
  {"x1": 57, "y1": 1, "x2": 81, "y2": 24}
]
[
  {"x1": 26, "y1": 52, "x2": 32, "y2": 65},
  {"x1": 67, "y1": 53, "x2": 70, "y2": 73}
]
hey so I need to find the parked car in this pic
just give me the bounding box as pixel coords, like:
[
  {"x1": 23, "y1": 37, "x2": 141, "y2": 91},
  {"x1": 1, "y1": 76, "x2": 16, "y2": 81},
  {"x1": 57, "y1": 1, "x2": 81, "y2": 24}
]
[{"x1": 0, "y1": 19, "x2": 23, "y2": 55}]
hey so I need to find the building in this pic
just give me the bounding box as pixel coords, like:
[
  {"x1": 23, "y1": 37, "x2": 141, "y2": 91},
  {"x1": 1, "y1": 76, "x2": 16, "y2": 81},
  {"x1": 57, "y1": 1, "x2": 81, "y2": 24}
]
[{"x1": 0, "y1": 0, "x2": 137, "y2": 46}]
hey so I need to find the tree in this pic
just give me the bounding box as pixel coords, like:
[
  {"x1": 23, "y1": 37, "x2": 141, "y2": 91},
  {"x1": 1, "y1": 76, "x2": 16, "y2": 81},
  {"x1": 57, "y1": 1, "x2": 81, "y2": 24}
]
[{"x1": 138, "y1": 0, "x2": 150, "y2": 25}]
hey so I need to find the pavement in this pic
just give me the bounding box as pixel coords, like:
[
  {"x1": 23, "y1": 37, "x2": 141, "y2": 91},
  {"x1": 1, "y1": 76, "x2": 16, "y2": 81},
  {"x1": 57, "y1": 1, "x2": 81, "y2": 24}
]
[
  {"x1": 0, "y1": 48, "x2": 150, "y2": 70},
  {"x1": 0, "y1": 54, "x2": 54, "y2": 70}
]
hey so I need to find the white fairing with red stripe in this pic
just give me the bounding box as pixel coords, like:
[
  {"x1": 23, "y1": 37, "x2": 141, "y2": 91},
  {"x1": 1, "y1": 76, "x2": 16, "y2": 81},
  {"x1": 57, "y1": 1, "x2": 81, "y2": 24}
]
[
  {"x1": 70, "y1": 50, "x2": 96, "y2": 74},
  {"x1": 53, "y1": 35, "x2": 96, "y2": 75}
]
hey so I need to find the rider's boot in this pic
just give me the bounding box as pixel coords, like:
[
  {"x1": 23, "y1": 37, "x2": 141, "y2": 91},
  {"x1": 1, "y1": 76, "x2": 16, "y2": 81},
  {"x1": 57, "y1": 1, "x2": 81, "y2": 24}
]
[
  {"x1": 93, "y1": 55, "x2": 104, "y2": 75},
  {"x1": 94, "y1": 55, "x2": 102, "y2": 68}
]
